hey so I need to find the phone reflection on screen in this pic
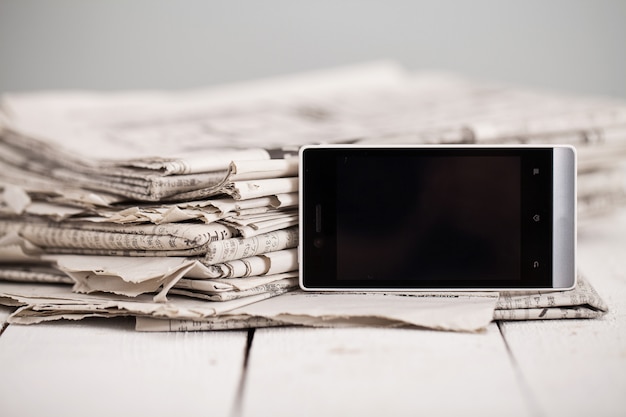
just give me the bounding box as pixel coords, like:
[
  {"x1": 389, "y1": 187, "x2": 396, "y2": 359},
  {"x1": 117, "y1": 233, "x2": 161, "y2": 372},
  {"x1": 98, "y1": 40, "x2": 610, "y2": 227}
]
[{"x1": 336, "y1": 155, "x2": 521, "y2": 281}]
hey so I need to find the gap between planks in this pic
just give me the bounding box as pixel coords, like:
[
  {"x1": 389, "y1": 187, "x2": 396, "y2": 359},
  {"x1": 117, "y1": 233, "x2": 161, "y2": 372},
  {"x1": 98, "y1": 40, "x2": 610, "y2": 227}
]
[
  {"x1": 231, "y1": 328, "x2": 256, "y2": 417},
  {"x1": 497, "y1": 320, "x2": 546, "y2": 417}
]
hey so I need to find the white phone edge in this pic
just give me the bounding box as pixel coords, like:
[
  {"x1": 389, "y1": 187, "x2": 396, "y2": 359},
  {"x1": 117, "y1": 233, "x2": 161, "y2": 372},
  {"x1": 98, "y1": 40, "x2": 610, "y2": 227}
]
[{"x1": 552, "y1": 145, "x2": 577, "y2": 290}]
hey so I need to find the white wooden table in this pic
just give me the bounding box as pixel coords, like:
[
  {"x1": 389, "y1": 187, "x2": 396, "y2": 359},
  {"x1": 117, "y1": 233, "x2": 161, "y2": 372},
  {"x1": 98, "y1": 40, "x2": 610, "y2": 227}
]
[{"x1": 1, "y1": 210, "x2": 625, "y2": 417}]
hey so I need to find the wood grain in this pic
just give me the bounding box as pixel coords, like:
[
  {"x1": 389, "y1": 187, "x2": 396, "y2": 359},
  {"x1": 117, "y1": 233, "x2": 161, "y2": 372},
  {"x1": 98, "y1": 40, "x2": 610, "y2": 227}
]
[
  {"x1": 0, "y1": 305, "x2": 12, "y2": 327},
  {"x1": 0, "y1": 318, "x2": 249, "y2": 417},
  {"x1": 499, "y1": 209, "x2": 626, "y2": 417},
  {"x1": 241, "y1": 324, "x2": 531, "y2": 417}
]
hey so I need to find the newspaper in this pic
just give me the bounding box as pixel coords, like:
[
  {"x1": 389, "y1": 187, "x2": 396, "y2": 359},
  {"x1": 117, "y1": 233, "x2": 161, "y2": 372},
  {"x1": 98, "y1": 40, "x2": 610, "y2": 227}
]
[
  {"x1": 135, "y1": 275, "x2": 608, "y2": 332},
  {"x1": 204, "y1": 226, "x2": 298, "y2": 264},
  {"x1": 0, "y1": 274, "x2": 607, "y2": 333},
  {"x1": 0, "y1": 232, "x2": 298, "y2": 300},
  {"x1": 2, "y1": 62, "x2": 626, "y2": 219},
  {"x1": 0, "y1": 169, "x2": 123, "y2": 212},
  {"x1": 0, "y1": 218, "x2": 298, "y2": 259},
  {"x1": 3, "y1": 62, "x2": 626, "y2": 204},
  {"x1": 0, "y1": 265, "x2": 73, "y2": 284},
  {"x1": 0, "y1": 62, "x2": 404, "y2": 201},
  {"x1": 0, "y1": 281, "x2": 284, "y2": 324},
  {"x1": 0, "y1": 280, "x2": 497, "y2": 331},
  {"x1": 0, "y1": 62, "x2": 622, "y2": 330},
  {"x1": 61, "y1": 255, "x2": 299, "y2": 302},
  {"x1": 495, "y1": 274, "x2": 608, "y2": 320},
  {"x1": 1, "y1": 181, "x2": 297, "y2": 227},
  {"x1": 0, "y1": 218, "x2": 235, "y2": 256},
  {"x1": 169, "y1": 275, "x2": 299, "y2": 302}
]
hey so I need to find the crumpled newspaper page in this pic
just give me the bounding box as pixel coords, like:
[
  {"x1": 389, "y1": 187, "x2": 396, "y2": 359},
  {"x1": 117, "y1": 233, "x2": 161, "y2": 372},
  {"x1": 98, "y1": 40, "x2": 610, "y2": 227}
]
[
  {"x1": 0, "y1": 274, "x2": 607, "y2": 333},
  {"x1": 0, "y1": 280, "x2": 498, "y2": 332}
]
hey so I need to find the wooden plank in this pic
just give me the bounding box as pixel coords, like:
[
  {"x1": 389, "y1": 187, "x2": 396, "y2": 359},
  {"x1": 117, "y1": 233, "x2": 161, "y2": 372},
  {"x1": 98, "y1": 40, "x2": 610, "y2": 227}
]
[
  {"x1": 0, "y1": 305, "x2": 14, "y2": 339},
  {"x1": 499, "y1": 209, "x2": 626, "y2": 417},
  {"x1": 0, "y1": 317, "x2": 249, "y2": 417},
  {"x1": 241, "y1": 324, "x2": 532, "y2": 417},
  {"x1": 0, "y1": 306, "x2": 13, "y2": 326}
]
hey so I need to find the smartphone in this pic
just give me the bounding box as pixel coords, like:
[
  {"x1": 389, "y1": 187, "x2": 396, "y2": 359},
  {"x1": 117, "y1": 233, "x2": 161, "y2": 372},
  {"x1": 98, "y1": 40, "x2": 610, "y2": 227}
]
[{"x1": 299, "y1": 145, "x2": 576, "y2": 291}]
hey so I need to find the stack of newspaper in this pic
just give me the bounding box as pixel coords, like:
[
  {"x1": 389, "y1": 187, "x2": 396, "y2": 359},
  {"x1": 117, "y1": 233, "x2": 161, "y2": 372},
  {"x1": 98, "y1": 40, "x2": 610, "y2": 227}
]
[
  {"x1": 0, "y1": 62, "x2": 621, "y2": 331},
  {"x1": 0, "y1": 135, "x2": 302, "y2": 304}
]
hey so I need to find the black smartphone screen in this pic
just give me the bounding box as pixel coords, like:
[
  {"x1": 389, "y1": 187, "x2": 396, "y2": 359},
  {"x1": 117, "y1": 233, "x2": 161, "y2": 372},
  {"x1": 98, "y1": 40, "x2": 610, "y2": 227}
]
[{"x1": 301, "y1": 146, "x2": 556, "y2": 289}]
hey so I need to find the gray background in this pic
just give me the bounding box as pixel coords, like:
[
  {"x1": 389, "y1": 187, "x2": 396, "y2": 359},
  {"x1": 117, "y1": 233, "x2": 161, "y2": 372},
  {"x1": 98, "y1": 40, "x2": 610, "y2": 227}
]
[{"x1": 1, "y1": 0, "x2": 624, "y2": 98}]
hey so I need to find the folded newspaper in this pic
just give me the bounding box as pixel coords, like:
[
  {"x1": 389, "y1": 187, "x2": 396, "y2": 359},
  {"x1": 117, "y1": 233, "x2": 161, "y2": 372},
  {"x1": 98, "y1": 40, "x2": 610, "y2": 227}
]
[
  {"x1": 0, "y1": 62, "x2": 622, "y2": 331},
  {"x1": 0, "y1": 274, "x2": 608, "y2": 332}
]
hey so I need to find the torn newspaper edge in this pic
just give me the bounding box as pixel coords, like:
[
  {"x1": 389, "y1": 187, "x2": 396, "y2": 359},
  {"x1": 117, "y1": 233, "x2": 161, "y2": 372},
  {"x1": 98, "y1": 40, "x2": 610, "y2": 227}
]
[
  {"x1": 0, "y1": 229, "x2": 299, "y2": 301},
  {"x1": 0, "y1": 281, "x2": 287, "y2": 324},
  {"x1": 0, "y1": 280, "x2": 497, "y2": 332},
  {"x1": 0, "y1": 180, "x2": 298, "y2": 225},
  {"x1": 134, "y1": 275, "x2": 608, "y2": 332},
  {"x1": 0, "y1": 274, "x2": 608, "y2": 333},
  {"x1": 51, "y1": 249, "x2": 299, "y2": 301}
]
